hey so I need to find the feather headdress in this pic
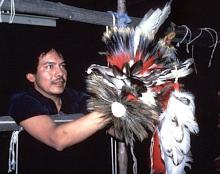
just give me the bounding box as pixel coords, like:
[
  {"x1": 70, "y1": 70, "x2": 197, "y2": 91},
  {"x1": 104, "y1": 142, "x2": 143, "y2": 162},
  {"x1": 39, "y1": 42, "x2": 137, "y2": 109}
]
[{"x1": 86, "y1": 1, "x2": 198, "y2": 174}]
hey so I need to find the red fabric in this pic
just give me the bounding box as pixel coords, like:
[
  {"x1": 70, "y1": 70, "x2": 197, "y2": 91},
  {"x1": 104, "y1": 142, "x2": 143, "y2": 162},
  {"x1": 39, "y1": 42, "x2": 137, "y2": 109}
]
[
  {"x1": 149, "y1": 82, "x2": 179, "y2": 174},
  {"x1": 151, "y1": 130, "x2": 166, "y2": 174}
]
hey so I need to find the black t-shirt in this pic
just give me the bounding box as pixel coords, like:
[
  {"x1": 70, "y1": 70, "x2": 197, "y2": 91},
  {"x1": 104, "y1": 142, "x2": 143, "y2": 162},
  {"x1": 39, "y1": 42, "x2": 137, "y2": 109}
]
[
  {"x1": 8, "y1": 87, "x2": 88, "y2": 124},
  {"x1": 7, "y1": 88, "x2": 111, "y2": 174}
]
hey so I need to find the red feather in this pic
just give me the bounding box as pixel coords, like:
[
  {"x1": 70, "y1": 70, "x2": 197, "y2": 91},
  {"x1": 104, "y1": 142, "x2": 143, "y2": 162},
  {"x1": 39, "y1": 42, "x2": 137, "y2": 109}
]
[
  {"x1": 139, "y1": 56, "x2": 155, "y2": 74},
  {"x1": 107, "y1": 53, "x2": 130, "y2": 70}
]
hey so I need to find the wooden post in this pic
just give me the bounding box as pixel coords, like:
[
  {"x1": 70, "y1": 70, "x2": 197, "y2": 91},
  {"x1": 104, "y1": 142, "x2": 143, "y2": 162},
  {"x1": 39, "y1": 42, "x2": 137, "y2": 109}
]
[
  {"x1": 117, "y1": 0, "x2": 126, "y2": 13},
  {"x1": 118, "y1": 142, "x2": 128, "y2": 174},
  {"x1": 115, "y1": 1, "x2": 129, "y2": 173}
]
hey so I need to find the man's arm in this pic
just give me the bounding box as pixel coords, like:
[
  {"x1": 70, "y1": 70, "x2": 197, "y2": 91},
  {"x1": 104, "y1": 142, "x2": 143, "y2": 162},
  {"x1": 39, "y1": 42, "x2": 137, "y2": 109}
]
[{"x1": 20, "y1": 111, "x2": 110, "y2": 151}]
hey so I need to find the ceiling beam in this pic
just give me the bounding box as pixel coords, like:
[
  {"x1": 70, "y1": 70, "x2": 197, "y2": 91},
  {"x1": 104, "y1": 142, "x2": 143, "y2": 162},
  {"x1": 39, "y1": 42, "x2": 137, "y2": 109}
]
[
  {"x1": 1, "y1": 0, "x2": 140, "y2": 26},
  {"x1": 1, "y1": 13, "x2": 57, "y2": 27},
  {"x1": 1, "y1": 0, "x2": 216, "y2": 45}
]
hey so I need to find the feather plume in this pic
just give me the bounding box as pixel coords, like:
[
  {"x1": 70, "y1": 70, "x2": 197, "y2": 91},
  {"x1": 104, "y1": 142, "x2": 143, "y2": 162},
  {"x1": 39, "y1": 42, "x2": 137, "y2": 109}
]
[
  {"x1": 133, "y1": 2, "x2": 171, "y2": 56},
  {"x1": 86, "y1": 72, "x2": 160, "y2": 145},
  {"x1": 158, "y1": 91, "x2": 199, "y2": 174},
  {"x1": 86, "y1": 1, "x2": 198, "y2": 173}
]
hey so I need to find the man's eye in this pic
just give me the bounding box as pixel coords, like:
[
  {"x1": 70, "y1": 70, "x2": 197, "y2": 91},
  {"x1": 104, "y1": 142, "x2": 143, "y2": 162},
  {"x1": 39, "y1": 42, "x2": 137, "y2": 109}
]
[
  {"x1": 60, "y1": 64, "x2": 66, "y2": 69},
  {"x1": 46, "y1": 64, "x2": 53, "y2": 69}
]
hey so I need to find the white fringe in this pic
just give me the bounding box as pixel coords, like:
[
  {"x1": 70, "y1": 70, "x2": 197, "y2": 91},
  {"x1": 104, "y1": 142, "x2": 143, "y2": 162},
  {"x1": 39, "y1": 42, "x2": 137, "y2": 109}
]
[{"x1": 8, "y1": 127, "x2": 23, "y2": 174}]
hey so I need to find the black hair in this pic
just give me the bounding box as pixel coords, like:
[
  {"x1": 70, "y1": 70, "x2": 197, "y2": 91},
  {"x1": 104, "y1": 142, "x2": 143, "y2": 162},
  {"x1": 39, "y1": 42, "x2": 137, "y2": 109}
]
[{"x1": 25, "y1": 47, "x2": 64, "y2": 74}]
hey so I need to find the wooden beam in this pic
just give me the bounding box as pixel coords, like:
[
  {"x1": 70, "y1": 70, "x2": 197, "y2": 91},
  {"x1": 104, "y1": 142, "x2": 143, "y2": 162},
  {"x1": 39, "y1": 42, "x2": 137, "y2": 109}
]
[
  {"x1": 0, "y1": 114, "x2": 83, "y2": 131},
  {"x1": 1, "y1": 1, "x2": 216, "y2": 50},
  {"x1": 1, "y1": 0, "x2": 140, "y2": 26},
  {"x1": 1, "y1": 13, "x2": 57, "y2": 26}
]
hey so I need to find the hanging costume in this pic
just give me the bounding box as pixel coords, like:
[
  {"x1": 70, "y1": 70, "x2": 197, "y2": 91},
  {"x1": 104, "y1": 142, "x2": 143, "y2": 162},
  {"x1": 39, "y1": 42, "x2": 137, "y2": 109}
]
[{"x1": 86, "y1": 1, "x2": 199, "y2": 174}]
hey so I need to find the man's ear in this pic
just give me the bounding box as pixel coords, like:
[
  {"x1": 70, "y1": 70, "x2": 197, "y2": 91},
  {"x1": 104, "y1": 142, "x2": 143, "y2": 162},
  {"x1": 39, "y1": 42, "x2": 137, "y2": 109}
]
[{"x1": 26, "y1": 73, "x2": 35, "y2": 83}]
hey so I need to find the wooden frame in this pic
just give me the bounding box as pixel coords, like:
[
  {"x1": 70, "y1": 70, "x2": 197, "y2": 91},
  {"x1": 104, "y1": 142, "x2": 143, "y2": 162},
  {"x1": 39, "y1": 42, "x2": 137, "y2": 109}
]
[{"x1": 0, "y1": 114, "x2": 83, "y2": 131}]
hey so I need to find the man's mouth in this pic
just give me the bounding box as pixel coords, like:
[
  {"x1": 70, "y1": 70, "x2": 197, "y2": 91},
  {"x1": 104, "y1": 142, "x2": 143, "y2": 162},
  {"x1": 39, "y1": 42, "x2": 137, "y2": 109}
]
[{"x1": 51, "y1": 78, "x2": 65, "y2": 86}]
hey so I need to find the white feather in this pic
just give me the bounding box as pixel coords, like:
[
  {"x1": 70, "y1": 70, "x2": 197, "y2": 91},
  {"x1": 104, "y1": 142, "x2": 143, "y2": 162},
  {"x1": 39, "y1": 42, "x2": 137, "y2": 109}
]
[
  {"x1": 87, "y1": 64, "x2": 132, "y2": 91},
  {"x1": 139, "y1": 89, "x2": 156, "y2": 106},
  {"x1": 156, "y1": 59, "x2": 194, "y2": 83},
  {"x1": 164, "y1": 152, "x2": 192, "y2": 174},
  {"x1": 158, "y1": 91, "x2": 199, "y2": 174},
  {"x1": 133, "y1": 2, "x2": 171, "y2": 55},
  {"x1": 87, "y1": 64, "x2": 115, "y2": 76},
  {"x1": 103, "y1": 78, "x2": 125, "y2": 90}
]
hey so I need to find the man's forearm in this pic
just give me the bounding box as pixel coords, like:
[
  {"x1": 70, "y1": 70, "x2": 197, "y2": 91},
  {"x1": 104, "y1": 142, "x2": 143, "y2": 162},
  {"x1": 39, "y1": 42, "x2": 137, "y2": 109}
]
[{"x1": 51, "y1": 112, "x2": 110, "y2": 151}]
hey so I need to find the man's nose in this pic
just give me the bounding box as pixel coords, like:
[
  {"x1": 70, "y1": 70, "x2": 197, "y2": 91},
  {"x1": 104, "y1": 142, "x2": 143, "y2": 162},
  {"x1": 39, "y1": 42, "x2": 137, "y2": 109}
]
[{"x1": 55, "y1": 66, "x2": 64, "y2": 76}]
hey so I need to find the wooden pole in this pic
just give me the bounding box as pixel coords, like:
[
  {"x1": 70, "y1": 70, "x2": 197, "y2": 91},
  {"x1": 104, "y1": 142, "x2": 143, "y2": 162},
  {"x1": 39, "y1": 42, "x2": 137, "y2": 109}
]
[
  {"x1": 117, "y1": 0, "x2": 126, "y2": 13},
  {"x1": 1, "y1": 0, "x2": 140, "y2": 27},
  {"x1": 115, "y1": 1, "x2": 129, "y2": 174}
]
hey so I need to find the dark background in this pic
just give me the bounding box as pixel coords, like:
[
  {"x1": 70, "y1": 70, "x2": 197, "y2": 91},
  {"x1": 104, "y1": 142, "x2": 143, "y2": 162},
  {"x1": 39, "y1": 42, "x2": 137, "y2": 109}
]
[
  {"x1": 0, "y1": 0, "x2": 220, "y2": 114},
  {"x1": 0, "y1": 0, "x2": 220, "y2": 173}
]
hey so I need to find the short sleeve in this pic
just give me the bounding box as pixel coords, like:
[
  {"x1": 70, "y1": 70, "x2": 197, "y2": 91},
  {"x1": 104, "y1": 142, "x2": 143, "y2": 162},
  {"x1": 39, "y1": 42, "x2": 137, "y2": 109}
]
[
  {"x1": 8, "y1": 93, "x2": 52, "y2": 124},
  {"x1": 61, "y1": 88, "x2": 89, "y2": 114}
]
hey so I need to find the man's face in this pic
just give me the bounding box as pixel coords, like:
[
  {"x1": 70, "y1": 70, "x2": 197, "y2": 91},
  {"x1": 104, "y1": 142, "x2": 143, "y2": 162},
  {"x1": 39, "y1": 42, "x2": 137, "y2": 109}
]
[{"x1": 28, "y1": 50, "x2": 67, "y2": 98}]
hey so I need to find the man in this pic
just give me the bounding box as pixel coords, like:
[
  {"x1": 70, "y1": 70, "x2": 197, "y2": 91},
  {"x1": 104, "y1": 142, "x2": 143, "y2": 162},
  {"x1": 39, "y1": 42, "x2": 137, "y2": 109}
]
[{"x1": 8, "y1": 48, "x2": 112, "y2": 174}]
